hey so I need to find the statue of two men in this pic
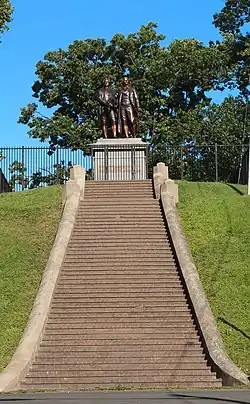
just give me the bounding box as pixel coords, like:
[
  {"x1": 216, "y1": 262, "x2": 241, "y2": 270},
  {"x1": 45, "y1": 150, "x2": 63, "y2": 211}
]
[{"x1": 97, "y1": 77, "x2": 140, "y2": 139}]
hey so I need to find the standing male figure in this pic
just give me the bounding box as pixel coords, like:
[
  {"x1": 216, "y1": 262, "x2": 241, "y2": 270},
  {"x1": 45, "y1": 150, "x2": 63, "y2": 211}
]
[
  {"x1": 118, "y1": 77, "x2": 140, "y2": 138},
  {"x1": 97, "y1": 78, "x2": 117, "y2": 138}
]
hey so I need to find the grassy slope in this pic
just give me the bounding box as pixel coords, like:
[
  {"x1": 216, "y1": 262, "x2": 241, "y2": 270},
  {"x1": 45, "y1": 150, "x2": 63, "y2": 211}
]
[
  {"x1": 177, "y1": 182, "x2": 250, "y2": 375},
  {"x1": 0, "y1": 186, "x2": 62, "y2": 372}
]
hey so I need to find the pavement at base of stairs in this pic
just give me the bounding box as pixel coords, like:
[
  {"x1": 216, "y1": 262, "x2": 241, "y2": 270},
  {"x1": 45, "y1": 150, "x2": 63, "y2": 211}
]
[{"x1": 0, "y1": 390, "x2": 249, "y2": 404}]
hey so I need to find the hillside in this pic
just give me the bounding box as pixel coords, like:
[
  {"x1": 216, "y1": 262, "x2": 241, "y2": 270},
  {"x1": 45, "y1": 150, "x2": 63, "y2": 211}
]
[
  {"x1": 177, "y1": 182, "x2": 250, "y2": 375},
  {"x1": 0, "y1": 186, "x2": 62, "y2": 372}
]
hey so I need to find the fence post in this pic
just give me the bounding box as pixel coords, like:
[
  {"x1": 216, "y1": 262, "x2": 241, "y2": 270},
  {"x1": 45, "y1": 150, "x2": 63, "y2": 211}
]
[
  {"x1": 180, "y1": 146, "x2": 184, "y2": 181},
  {"x1": 21, "y1": 146, "x2": 25, "y2": 191},
  {"x1": 104, "y1": 146, "x2": 108, "y2": 181},
  {"x1": 145, "y1": 144, "x2": 149, "y2": 179},
  {"x1": 215, "y1": 143, "x2": 218, "y2": 182},
  {"x1": 56, "y1": 147, "x2": 59, "y2": 184}
]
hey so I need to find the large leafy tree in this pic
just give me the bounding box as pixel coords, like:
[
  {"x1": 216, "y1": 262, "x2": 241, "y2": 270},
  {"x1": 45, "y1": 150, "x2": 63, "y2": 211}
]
[
  {"x1": 213, "y1": 0, "x2": 250, "y2": 96},
  {"x1": 0, "y1": 0, "x2": 13, "y2": 40},
  {"x1": 19, "y1": 23, "x2": 228, "y2": 151},
  {"x1": 151, "y1": 96, "x2": 250, "y2": 182}
]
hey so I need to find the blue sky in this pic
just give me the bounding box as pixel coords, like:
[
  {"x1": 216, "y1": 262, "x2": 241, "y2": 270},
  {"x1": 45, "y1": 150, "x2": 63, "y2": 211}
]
[{"x1": 0, "y1": 0, "x2": 230, "y2": 146}]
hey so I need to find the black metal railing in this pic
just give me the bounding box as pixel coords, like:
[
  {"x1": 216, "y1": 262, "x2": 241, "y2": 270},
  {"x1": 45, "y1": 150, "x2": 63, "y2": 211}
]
[
  {"x1": 0, "y1": 147, "x2": 91, "y2": 192},
  {"x1": 0, "y1": 143, "x2": 248, "y2": 192},
  {"x1": 150, "y1": 144, "x2": 249, "y2": 184}
]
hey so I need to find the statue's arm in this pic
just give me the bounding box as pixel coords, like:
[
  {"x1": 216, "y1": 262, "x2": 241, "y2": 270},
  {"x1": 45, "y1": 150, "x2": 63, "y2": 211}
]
[{"x1": 133, "y1": 89, "x2": 140, "y2": 110}]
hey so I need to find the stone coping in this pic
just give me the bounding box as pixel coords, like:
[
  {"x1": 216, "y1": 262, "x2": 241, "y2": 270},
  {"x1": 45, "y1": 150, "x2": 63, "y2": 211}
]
[
  {"x1": 0, "y1": 165, "x2": 86, "y2": 392},
  {"x1": 154, "y1": 162, "x2": 249, "y2": 386}
]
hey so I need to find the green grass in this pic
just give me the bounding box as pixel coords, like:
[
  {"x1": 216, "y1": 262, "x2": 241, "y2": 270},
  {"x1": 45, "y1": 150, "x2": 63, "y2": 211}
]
[
  {"x1": 0, "y1": 186, "x2": 62, "y2": 372},
  {"x1": 177, "y1": 182, "x2": 250, "y2": 375}
]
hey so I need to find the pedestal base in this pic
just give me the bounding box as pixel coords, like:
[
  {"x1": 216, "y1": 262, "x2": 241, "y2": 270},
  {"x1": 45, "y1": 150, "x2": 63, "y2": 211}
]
[{"x1": 91, "y1": 138, "x2": 148, "y2": 181}]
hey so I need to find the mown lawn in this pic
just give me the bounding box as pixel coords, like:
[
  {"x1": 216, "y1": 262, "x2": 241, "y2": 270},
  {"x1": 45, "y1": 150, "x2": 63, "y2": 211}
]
[
  {"x1": 177, "y1": 182, "x2": 250, "y2": 375},
  {"x1": 0, "y1": 186, "x2": 62, "y2": 372}
]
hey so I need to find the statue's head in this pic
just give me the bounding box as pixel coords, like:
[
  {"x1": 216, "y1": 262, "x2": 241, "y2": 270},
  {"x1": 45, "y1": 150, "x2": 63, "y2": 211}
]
[
  {"x1": 122, "y1": 76, "x2": 131, "y2": 87},
  {"x1": 104, "y1": 77, "x2": 110, "y2": 88}
]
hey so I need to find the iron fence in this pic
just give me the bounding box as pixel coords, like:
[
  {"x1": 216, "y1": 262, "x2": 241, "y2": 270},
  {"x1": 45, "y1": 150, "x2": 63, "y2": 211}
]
[
  {"x1": 150, "y1": 144, "x2": 249, "y2": 184},
  {"x1": 0, "y1": 143, "x2": 249, "y2": 192},
  {"x1": 0, "y1": 147, "x2": 92, "y2": 192}
]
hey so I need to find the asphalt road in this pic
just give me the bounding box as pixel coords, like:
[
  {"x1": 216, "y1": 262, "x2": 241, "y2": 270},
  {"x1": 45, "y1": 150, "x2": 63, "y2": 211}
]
[{"x1": 0, "y1": 390, "x2": 249, "y2": 404}]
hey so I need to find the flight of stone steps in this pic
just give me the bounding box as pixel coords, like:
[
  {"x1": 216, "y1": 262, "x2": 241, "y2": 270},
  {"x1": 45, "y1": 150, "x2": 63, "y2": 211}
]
[{"x1": 21, "y1": 180, "x2": 221, "y2": 390}]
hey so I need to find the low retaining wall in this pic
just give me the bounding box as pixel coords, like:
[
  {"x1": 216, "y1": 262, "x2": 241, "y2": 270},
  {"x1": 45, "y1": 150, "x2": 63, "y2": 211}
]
[
  {"x1": 153, "y1": 162, "x2": 249, "y2": 386},
  {"x1": 0, "y1": 165, "x2": 86, "y2": 392}
]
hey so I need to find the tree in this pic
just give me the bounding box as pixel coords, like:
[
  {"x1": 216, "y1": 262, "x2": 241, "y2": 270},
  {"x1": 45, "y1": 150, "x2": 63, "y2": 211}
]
[
  {"x1": 213, "y1": 1, "x2": 250, "y2": 96},
  {"x1": 214, "y1": 0, "x2": 250, "y2": 35},
  {"x1": 150, "y1": 96, "x2": 250, "y2": 182},
  {"x1": 0, "y1": 0, "x2": 13, "y2": 40},
  {"x1": 19, "y1": 23, "x2": 228, "y2": 151}
]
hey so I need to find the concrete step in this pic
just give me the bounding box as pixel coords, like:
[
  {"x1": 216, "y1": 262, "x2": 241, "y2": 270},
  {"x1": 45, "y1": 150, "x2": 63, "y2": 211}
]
[
  {"x1": 42, "y1": 329, "x2": 197, "y2": 338},
  {"x1": 45, "y1": 321, "x2": 195, "y2": 328},
  {"x1": 47, "y1": 312, "x2": 193, "y2": 319},
  {"x1": 37, "y1": 344, "x2": 203, "y2": 354},
  {"x1": 70, "y1": 233, "x2": 168, "y2": 239},
  {"x1": 86, "y1": 180, "x2": 152, "y2": 184},
  {"x1": 75, "y1": 216, "x2": 164, "y2": 221},
  {"x1": 59, "y1": 268, "x2": 180, "y2": 275},
  {"x1": 35, "y1": 347, "x2": 202, "y2": 358},
  {"x1": 78, "y1": 205, "x2": 160, "y2": 210},
  {"x1": 66, "y1": 247, "x2": 172, "y2": 253},
  {"x1": 32, "y1": 356, "x2": 206, "y2": 365},
  {"x1": 60, "y1": 263, "x2": 179, "y2": 269},
  {"x1": 67, "y1": 243, "x2": 171, "y2": 249},
  {"x1": 64, "y1": 254, "x2": 174, "y2": 264},
  {"x1": 56, "y1": 279, "x2": 181, "y2": 286},
  {"x1": 83, "y1": 192, "x2": 154, "y2": 197},
  {"x1": 40, "y1": 339, "x2": 202, "y2": 348},
  {"x1": 51, "y1": 299, "x2": 188, "y2": 306},
  {"x1": 62, "y1": 259, "x2": 176, "y2": 265},
  {"x1": 58, "y1": 274, "x2": 180, "y2": 281},
  {"x1": 81, "y1": 200, "x2": 158, "y2": 206},
  {"x1": 27, "y1": 365, "x2": 213, "y2": 377},
  {"x1": 49, "y1": 306, "x2": 191, "y2": 314},
  {"x1": 24, "y1": 370, "x2": 216, "y2": 380},
  {"x1": 20, "y1": 380, "x2": 222, "y2": 389},
  {"x1": 53, "y1": 285, "x2": 183, "y2": 293}
]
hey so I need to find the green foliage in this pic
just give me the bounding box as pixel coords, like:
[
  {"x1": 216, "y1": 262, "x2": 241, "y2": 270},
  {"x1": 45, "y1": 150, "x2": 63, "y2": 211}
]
[
  {"x1": 7, "y1": 159, "x2": 72, "y2": 191},
  {"x1": 214, "y1": 0, "x2": 250, "y2": 35},
  {"x1": 178, "y1": 181, "x2": 250, "y2": 374},
  {"x1": 150, "y1": 96, "x2": 250, "y2": 182},
  {"x1": 19, "y1": 23, "x2": 229, "y2": 150},
  {"x1": 0, "y1": 0, "x2": 13, "y2": 40},
  {"x1": 0, "y1": 186, "x2": 62, "y2": 371},
  {"x1": 8, "y1": 161, "x2": 28, "y2": 191},
  {"x1": 29, "y1": 160, "x2": 72, "y2": 189},
  {"x1": 214, "y1": 1, "x2": 250, "y2": 96}
]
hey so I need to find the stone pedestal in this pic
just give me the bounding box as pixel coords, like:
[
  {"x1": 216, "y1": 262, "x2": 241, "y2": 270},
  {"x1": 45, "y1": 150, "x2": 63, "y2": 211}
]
[{"x1": 91, "y1": 138, "x2": 148, "y2": 181}]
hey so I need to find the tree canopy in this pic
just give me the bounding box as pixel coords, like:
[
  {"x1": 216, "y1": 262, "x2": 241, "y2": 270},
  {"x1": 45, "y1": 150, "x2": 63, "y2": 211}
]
[
  {"x1": 19, "y1": 23, "x2": 231, "y2": 151},
  {"x1": 0, "y1": 0, "x2": 13, "y2": 40}
]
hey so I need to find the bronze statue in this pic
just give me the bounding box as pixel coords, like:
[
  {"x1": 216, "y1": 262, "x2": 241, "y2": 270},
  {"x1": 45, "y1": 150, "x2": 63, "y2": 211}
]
[
  {"x1": 118, "y1": 77, "x2": 140, "y2": 138},
  {"x1": 97, "y1": 78, "x2": 117, "y2": 138}
]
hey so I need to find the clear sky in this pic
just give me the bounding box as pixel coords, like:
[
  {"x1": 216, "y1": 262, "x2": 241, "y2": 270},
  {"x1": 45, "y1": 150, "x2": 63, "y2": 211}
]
[{"x1": 0, "y1": 0, "x2": 229, "y2": 146}]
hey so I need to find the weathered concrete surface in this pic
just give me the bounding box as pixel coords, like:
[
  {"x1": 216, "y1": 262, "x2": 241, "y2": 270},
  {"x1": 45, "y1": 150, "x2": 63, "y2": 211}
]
[
  {"x1": 0, "y1": 389, "x2": 250, "y2": 404},
  {"x1": 0, "y1": 165, "x2": 86, "y2": 393},
  {"x1": 155, "y1": 162, "x2": 249, "y2": 386},
  {"x1": 91, "y1": 138, "x2": 148, "y2": 181}
]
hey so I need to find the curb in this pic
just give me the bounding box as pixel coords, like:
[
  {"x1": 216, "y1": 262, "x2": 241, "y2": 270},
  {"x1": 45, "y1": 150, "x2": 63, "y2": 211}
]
[{"x1": 0, "y1": 165, "x2": 86, "y2": 392}]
